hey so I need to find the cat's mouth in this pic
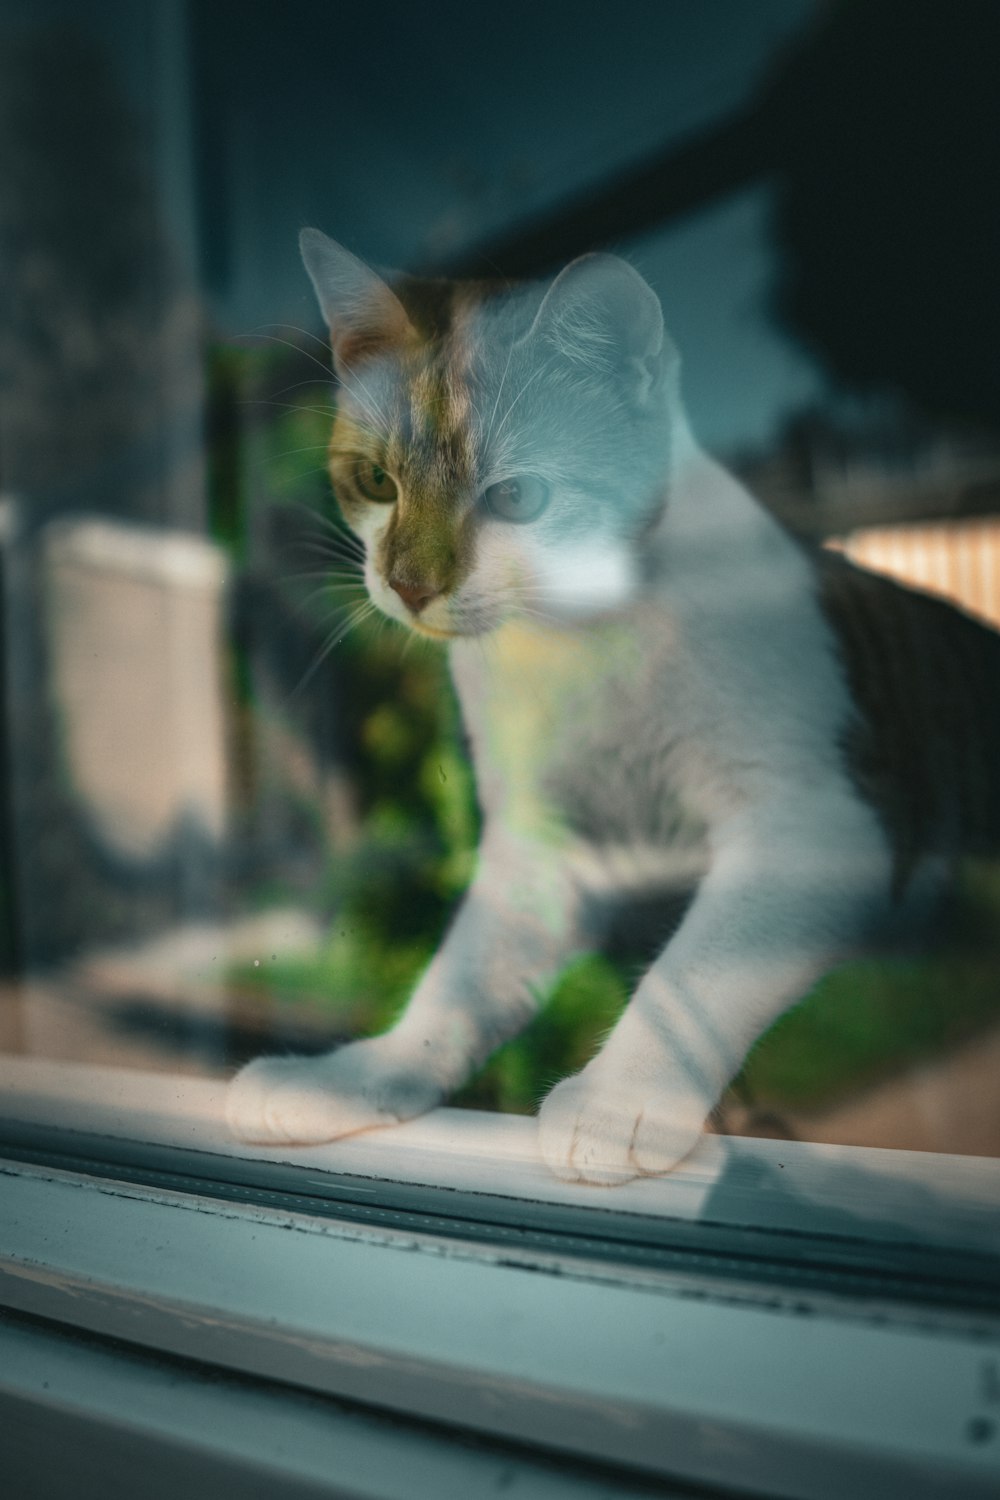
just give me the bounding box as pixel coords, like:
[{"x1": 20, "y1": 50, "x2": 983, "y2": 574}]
[
  {"x1": 409, "y1": 619, "x2": 460, "y2": 640},
  {"x1": 395, "y1": 598, "x2": 503, "y2": 640}
]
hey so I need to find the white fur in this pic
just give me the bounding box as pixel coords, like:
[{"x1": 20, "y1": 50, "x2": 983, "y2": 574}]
[{"x1": 528, "y1": 536, "x2": 635, "y2": 619}]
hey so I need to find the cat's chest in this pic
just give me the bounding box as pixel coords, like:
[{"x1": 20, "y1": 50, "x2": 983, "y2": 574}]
[{"x1": 451, "y1": 616, "x2": 708, "y2": 856}]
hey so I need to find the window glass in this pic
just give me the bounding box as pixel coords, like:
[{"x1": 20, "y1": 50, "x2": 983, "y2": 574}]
[{"x1": 1, "y1": 0, "x2": 998, "y2": 1269}]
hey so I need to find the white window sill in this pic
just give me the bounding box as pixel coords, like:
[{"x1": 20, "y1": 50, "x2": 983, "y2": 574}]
[
  {"x1": 1, "y1": 1055, "x2": 999, "y2": 1498},
  {"x1": 1, "y1": 1053, "x2": 999, "y2": 1256}
]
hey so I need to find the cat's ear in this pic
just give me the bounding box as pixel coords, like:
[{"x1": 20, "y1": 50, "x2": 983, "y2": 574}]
[
  {"x1": 300, "y1": 228, "x2": 414, "y2": 374},
  {"x1": 527, "y1": 254, "x2": 672, "y2": 406}
]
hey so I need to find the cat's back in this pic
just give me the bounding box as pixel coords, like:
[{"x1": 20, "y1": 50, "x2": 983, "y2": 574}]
[{"x1": 817, "y1": 549, "x2": 1000, "y2": 876}]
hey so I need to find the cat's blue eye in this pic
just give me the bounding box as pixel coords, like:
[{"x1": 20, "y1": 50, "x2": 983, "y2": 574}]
[{"x1": 482, "y1": 476, "x2": 550, "y2": 524}]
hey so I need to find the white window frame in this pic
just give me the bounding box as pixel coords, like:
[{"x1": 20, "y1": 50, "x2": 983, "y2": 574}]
[{"x1": 1, "y1": 1054, "x2": 999, "y2": 1498}]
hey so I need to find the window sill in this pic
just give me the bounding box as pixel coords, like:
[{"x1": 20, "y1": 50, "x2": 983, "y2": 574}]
[
  {"x1": 1, "y1": 1053, "x2": 998, "y2": 1264},
  {"x1": 1, "y1": 1055, "x2": 999, "y2": 1498}
]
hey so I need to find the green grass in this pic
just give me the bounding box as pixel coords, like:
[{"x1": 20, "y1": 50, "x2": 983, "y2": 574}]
[
  {"x1": 234, "y1": 918, "x2": 432, "y2": 1042},
  {"x1": 738, "y1": 861, "x2": 1000, "y2": 1112},
  {"x1": 453, "y1": 954, "x2": 629, "y2": 1114}
]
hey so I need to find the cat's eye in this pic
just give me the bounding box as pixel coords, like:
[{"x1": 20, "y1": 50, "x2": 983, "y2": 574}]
[
  {"x1": 482, "y1": 476, "x2": 550, "y2": 524},
  {"x1": 354, "y1": 459, "x2": 398, "y2": 503}
]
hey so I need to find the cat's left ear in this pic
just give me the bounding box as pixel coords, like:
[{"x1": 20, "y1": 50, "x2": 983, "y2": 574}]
[
  {"x1": 300, "y1": 228, "x2": 415, "y2": 375},
  {"x1": 527, "y1": 254, "x2": 673, "y2": 406}
]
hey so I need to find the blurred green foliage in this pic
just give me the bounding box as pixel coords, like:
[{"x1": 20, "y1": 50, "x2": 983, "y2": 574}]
[
  {"x1": 219, "y1": 338, "x2": 1000, "y2": 1120},
  {"x1": 453, "y1": 954, "x2": 629, "y2": 1114},
  {"x1": 740, "y1": 861, "x2": 1000, "y2": 1112}
]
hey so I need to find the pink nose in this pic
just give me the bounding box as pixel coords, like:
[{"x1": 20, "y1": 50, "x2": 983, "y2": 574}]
[{"x1": 389, "y1": 578, "x2": 439, "y2": 614}]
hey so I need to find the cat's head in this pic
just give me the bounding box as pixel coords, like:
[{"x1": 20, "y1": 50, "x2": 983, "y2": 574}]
[{"x1": 301, "y1": 228, "x2": 677, "y2": 639}]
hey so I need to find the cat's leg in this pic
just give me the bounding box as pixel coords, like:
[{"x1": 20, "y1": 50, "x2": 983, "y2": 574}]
[
  {"x1": 539, "y1": 790, "x2": 892, "y2": 1184},
  {"x1": 227, "y1": 828, "x2": 587, "y2": 1144}
]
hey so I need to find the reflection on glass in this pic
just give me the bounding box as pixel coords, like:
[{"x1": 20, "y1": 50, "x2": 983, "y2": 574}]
[{"x1": 1, "y1": 0, "x2": 998, "y2": 1197}]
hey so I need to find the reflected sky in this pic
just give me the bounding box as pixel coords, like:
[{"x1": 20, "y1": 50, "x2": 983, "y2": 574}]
[{"x1": 1, "y1": 0, "x2": 825, "y2": 453}]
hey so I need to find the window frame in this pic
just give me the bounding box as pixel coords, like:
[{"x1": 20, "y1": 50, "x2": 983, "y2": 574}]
[{"x1": 2, "y1": 1054, "x2": 1000, "y2": 1498}]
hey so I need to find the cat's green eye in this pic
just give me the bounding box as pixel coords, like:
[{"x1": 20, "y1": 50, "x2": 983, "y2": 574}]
[
  {"x1": 482, "y1": 475, "x2": 550, "y2": 524},
  {"x1": 354, "y1": 459, "x2": 398, "y2": 503}
]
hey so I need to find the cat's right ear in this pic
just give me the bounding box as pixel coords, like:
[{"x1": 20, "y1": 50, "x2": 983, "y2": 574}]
[
  {"x1": 525, "y1": 253, "x2": 673, "y2": 408},
  {"x1": 300, "y1": 229, "x2": 414, "y2": 375}
]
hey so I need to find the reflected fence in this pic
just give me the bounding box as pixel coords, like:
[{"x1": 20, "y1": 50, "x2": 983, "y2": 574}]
[
  {"x1": 0, "y1": 504, "x2": 331, "y2": 1072},
  {"x1": 831, "y1": 516, "x2": 1000, "y2": 631}
]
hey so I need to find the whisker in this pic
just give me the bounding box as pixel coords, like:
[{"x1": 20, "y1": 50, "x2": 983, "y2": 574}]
[
  {"x1": 252, "y1": 321, "x2": 333, "y2": 355},
  {"x1": 296, "y1": 559, "x2": 365, "y2": 588},
  {"x1": 283, "y1": 537, "x2": 366, "y2": 570},
  {"x1": 476, "y1": 630, "x2": 496, "y2": 681},
  {"x1": 303, "y1": 514, "x2": 366, "y2": 551},
  {"x1": 247, "y1": 443, "x2": 333, "y2": 478},
  {"x1": 294, "y1": 573, "x2": 366, "y2": 591},
  {"x1": 371, "y1": 612, "x2": 395, "y2": 654},
  {"x1": 484, "y1": 334, "x2": 517, "y2": 454},
  {"x1": 284, "y1": 567, "x2": 365, "y2": 584},
  {"x1": 263, "y1": 443, "x2": 332, "y2": 458},
  {"x1": 235, "y1": 329, "x2": 334, "y2": 382},
  {"x1": 399, "y1": 625, "x2": 420, "y2": 663},
  {"x1": 287, "y1": 501, "x2": 366, "y2": 552},
  {"x1": 290, "y1": 599, "x2": 378, "y2": 699},
  {"x1": 288, "y1": 534, "x2": 367, "y2": 565},
  {"x1": 337, "y1": 367, "x2": 392, "y2": 435},
  {"x1": 293, "y1": 557, "x2": 365, "y2": 583},
  {"x1": 261, "y1": 377, "x2": 335, "y2": 403},
  {"x1": 295, "y1": 582, "x2": 367, "y2": 614},
  {"x1": 243, "y1": 398, "x2": 340, "y2": 422},
  {"x1": 490, "y1": 358, "x2": 557, "y2": 454},
  {"x1": 269, "y1": 463, "x2": 338, "y2": 489}
]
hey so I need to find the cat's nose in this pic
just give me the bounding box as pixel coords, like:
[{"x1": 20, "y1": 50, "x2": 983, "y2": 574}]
[{"x1": 389, "y1": 577, "x2": 440, "y2": 614}]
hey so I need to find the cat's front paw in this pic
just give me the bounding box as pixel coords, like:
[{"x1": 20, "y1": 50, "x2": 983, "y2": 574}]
[
  {"x1": 537, "y1": 1059, "x2": 709, "y2": 1186},
  {"x1": 226, "y1": 1036, "x2": 442, "y2": 1146}
]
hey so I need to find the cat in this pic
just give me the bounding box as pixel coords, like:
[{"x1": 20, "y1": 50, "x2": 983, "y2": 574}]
[{"x1": 226, "y1": 227, "x2": 1000, "y2": 1183}]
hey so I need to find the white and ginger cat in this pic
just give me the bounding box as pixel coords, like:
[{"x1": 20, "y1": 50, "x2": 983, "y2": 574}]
[{"x1": 227, "y1": 228, "x2": 1000, "y2": 1183}]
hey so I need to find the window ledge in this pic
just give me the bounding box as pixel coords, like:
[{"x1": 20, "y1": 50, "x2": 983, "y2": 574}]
[
  {"x1": 1, "y1": 1053, "x2": 999, "y2": 1257},
  {"x1": 2, "y1": 1055, "x2": 1000, "y2": 1497}
]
